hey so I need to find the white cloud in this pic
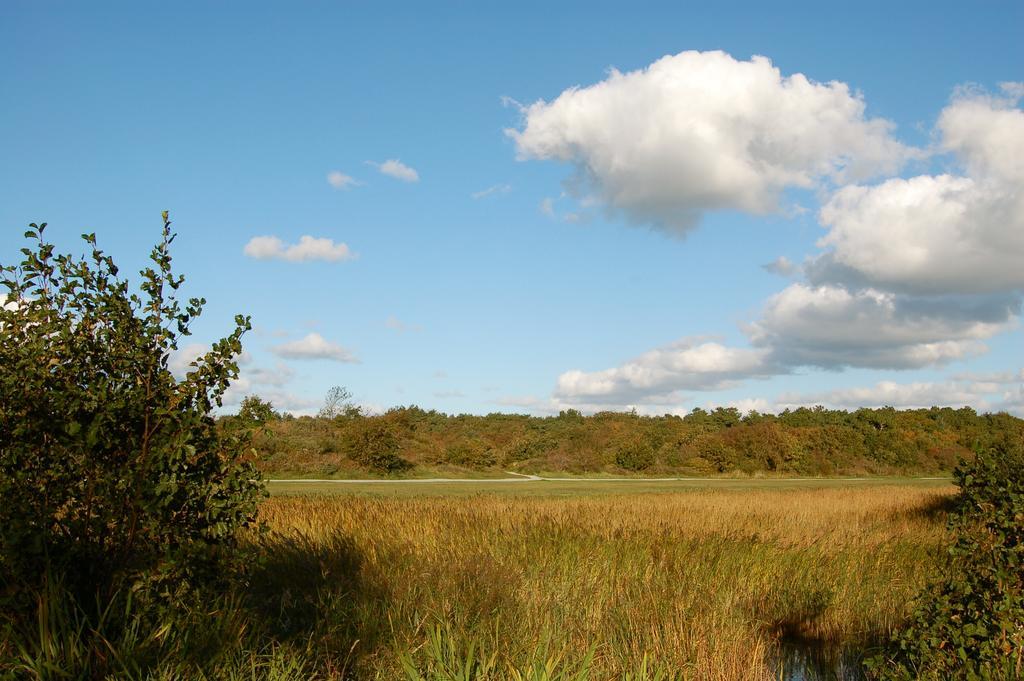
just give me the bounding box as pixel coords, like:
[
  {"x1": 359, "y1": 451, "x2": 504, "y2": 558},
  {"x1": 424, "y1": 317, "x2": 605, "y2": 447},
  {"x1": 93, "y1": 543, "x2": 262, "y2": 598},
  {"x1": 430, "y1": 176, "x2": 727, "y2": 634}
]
[
  {"x1": 940, "y1": 83, "x2": 1024, "y2": 183},
  {"x1": 471, "y1": 184, "x2": 512, "y2": 199},
  {"x1": 761, "y1": 85, "x2": 1024, "y2": 372},
  {"x1": 951, "y1": 368, "x2": 1024, "y2": 384},
  {"x1": 716, "y1": 398, "x2": 772, "y2": 415},
  {"x1": 775, "y1": 380, "x2": 994, "y2": 412},
  {"x1": 246, "y1": 361, "x2": 295, "y2": 387},
  {"x1": 327, "y1": 170, "x2": 359, "y2": 190},
  {"x1": 539, "y1": 197, "x2": 556, "y2": 217},
  {"x1": 997, "y1": 384, "x2": 1024, "y2": 416},
  {"x1": 538, "y1": 83, "x2": 1023, "y2": 406},
  {"x1": 555, "y1": 340, "x2": 774, "y2": 404},
  {"x1": 815, "y1": 175, "x2": 1024, "y2": 294},
  {"x1": 271, "y1": 333, "x2": 358, "y2": 362},
  {"x1": 243, "y1": 235, "x2": 355, "y2": 263},
  {"x1": 748, "y1": 283, "x2": 1014, "y2": 369},
  {"x1": 509, "y1": 50, "x2": 909, "y2": 234},
  {"x1": 762, "y1": 256, "x2": 797, "y2": 277},
  {"x1": 811, "y1": 85, "x2": 1024, "y2": 295},
  {"x1": 370, "y1": 159, "x2": 419, "y2": 182},
  {"x1": 494, "y1": 394, "x2": 691, "y2": 417}
]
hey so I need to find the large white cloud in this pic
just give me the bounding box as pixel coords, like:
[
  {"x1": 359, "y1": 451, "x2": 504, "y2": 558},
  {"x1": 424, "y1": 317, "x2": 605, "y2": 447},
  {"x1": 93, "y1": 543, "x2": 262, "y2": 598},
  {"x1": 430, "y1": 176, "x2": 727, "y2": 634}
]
[
  {"x1": 765, "y1": 86, "x2": 1024, "y2": 371},
  {"x1": 940, "y1": 84, "x2": 1024, "y2": 183},
  {"x1": 748, "y1": 284, "x2": 1015, "y2": 369},
  {"x1": 509, "y1": 50, "x2": 908, "y2": 233},
  {"x1": 812, "y1": 85, "x2": 1024, "y2": 294},
  {"x1": 555, "y1": 340, "x2": 774, "y2": 403},
  {"x1": 541, "y1": 83, "x2": 1024, "y2": 407},
  {"x1": 271, "y1": 332, "x2": 358, "y2": 362},
  {"x1": 243, "y1": 235, "x2": 354, "y2": 263}
]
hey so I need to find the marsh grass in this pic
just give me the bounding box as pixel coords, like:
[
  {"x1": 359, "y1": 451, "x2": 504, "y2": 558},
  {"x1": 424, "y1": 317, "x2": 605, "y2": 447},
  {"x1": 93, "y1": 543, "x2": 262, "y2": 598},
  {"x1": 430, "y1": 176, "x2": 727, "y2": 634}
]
[
  {"x1": 1, "y1": 485, "x2": 950, "y2": 679},
  {"x1": 249, "y1": 485, "x2": 952, "y2": 679}
]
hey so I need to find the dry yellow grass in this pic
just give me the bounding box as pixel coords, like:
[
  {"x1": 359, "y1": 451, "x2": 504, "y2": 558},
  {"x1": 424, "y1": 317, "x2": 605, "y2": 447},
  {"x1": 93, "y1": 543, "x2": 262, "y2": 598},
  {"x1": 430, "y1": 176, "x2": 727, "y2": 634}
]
[{"x1": 255, "y1": 484, "x2": 953, "y2": 680}]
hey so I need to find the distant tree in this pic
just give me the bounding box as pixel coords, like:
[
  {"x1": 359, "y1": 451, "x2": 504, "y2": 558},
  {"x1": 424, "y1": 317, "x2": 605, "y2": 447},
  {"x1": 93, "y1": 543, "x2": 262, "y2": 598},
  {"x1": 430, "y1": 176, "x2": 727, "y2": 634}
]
[
  {"x1": 238, "y1": 394, "x2": 278, "y2": 425},
  {"x1": 319, "y1": 385, "x2": 356, "y2": 419},
  {"x1": 0, "y1": 215, "x2": 265, "y2": 617}
]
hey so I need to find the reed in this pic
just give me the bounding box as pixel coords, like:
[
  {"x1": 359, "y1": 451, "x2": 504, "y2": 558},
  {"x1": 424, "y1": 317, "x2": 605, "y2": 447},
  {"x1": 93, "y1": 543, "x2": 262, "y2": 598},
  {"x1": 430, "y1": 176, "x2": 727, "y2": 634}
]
[{"x1": 250, "y1": 484, "x2": 952, "y2": 679}]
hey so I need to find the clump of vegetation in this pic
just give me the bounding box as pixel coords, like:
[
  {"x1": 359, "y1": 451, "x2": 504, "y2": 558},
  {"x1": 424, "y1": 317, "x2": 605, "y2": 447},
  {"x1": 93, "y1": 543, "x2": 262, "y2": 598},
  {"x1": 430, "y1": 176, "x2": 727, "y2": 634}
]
[
  {"x1": 869, "y1": 440, "x2": 1024, "y2": 679},
  {"x1": 0, "y1": 216, "x2": 265, "y2": 677},
  {"x1": 345, "y1": 419, "x2": 413, "y2": 473},
  {"x1": 238, "y1": 393, "x2": 280, "y2": 426},
  {"x1": 614, "y1": 437, "x2": 656, "y2": 471}
]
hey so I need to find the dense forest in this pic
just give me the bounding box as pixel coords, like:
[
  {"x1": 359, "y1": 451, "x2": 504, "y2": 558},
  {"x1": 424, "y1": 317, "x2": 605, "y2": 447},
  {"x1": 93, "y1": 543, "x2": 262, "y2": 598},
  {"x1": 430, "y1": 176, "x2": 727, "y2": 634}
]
[{"x1": 231, "y1": 398, "x2": 1024, "y2": 477}]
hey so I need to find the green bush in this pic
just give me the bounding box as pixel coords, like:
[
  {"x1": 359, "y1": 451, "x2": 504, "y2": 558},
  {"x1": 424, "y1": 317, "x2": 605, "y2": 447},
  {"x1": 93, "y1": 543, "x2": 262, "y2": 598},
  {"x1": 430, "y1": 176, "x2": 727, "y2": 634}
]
[
  {"x1": 868, "y1": 440, "x2": 1024, "y2": 679},
  {"x1": 614, "y1": 438, "x2": 655, "y2": 472},
  {"x1": 238, "y1": 394, "x2": 279, "y2": 426},
  {"x1": 444, "y1": 439, "x2": 497, "y2": 468},
  {"x1": 0, "y1": 216, "x2": 265, "y2": 619},
  {"x1": 346, "y1": 420, "x2": 412, "y2": 473}
]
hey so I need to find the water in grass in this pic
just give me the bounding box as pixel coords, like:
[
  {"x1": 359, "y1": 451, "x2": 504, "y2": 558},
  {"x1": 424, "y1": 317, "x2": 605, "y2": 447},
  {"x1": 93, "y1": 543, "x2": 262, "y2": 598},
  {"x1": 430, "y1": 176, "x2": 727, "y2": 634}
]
[{"x1": 774, "y1": 642, "x2": 867, "y2": 681}]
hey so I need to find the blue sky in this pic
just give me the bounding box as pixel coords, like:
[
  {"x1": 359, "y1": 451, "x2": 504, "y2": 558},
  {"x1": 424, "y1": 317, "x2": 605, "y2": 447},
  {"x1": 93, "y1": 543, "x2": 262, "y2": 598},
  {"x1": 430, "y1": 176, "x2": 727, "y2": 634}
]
[{"x1": 2, "y1": 1, "x2": 1022, "y2": 416}]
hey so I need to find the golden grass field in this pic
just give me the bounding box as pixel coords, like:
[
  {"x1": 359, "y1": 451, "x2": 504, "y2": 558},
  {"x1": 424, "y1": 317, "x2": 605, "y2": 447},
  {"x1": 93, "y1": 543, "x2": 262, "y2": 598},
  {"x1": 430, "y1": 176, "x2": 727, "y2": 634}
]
[{"x1": 253, "y1": 481, "x2": 954, "y2": 680}]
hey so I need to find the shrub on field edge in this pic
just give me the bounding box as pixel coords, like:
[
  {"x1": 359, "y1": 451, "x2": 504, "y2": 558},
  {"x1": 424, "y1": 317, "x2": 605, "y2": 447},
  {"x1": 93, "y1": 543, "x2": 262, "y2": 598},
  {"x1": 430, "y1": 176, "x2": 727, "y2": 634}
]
[
  {"x1": 0, "y1": 215, "x2": 266, "y2": 675},
  {"x1": 614, "y1": 437, "x2": 656, "y2": 472},
  {"x1": 868, "y1": 439, "x2": 1024, "y2": 679},
  {"x1": 345, "y1": 419, "x2": 413, "y2": 473}
]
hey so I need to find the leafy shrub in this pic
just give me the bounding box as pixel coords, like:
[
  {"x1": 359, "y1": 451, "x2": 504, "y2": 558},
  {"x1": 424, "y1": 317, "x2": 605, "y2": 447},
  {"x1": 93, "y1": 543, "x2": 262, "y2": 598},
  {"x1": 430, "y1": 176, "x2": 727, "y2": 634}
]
[
  {"x1": 502, "y1": 435, "x2": 555, "y2": 465},
  {"x1": 868, "y1": 440, "x2": 1024, "y2": 679},
  {"x1": 0, "y1": 217, "x2": 265, "y2": 664},
  {"x1": 346, "y1": 420, "x2": 412, "y2": 473},
  {"x1": 238, "y1": 394, "x2": 278, "y2": 425},
  {"x1": 614, "y1": 438, "x2": 655, "y2": 472},
  {"x1": 444, "y1": 439, "x2": 497, "y2": 468}
]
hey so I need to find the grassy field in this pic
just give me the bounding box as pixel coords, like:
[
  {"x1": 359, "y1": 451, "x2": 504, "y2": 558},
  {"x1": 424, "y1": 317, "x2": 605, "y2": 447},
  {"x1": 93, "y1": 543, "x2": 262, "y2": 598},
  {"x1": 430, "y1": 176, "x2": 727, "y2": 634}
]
[
  {"x1": 266, "y1": 475, "x2": 951, "y2": 497},
  {"x1": 252, "y1": 479, "x2": 954, "y2": 679}
]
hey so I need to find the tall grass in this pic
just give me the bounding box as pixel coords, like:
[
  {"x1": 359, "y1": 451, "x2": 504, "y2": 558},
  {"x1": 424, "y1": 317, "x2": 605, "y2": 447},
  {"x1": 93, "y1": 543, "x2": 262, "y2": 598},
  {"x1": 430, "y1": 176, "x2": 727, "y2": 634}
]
[
  {"x1": 1, "y1": 485, "x2": 951, "y2": 679},
  {"x1": 252, "y1": 485, "x2": 952, "y2": 679}
]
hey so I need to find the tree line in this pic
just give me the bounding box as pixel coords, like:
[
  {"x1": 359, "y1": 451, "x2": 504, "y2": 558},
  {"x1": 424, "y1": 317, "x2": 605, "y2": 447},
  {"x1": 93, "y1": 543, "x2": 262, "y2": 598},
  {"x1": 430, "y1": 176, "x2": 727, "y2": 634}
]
[{"x1": 232, "y1": 394, "x2": 1024, "y2": 477}]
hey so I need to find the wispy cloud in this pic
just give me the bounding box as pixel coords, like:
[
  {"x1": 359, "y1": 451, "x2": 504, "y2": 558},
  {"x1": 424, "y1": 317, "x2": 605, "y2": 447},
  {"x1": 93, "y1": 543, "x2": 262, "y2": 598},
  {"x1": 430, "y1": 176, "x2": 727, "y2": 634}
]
[
  {"x1": 368, "y1": 159, "x2": 419, "y2": 182},
  {"x1": 327, "y1": 170, "x2": 359, "y2": 189},
  {"x1": 243, "y1": 235, "x2": 354, "y2": 263},
  {"x1": 471, "y1": 183, "x2": 512, "y2": 199},
  {"x1": 385, "y1": 315, "x2": 421, "y2": 333},
  {"x1": 271, "y1": 333, "x2": 358, "y2": 362},
  {"x1": 762, "y1": 256, "x2": 797, "y2": 276},
  {"x1": 433, "y1": 389, "x2": 465, "y2": 399}
]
